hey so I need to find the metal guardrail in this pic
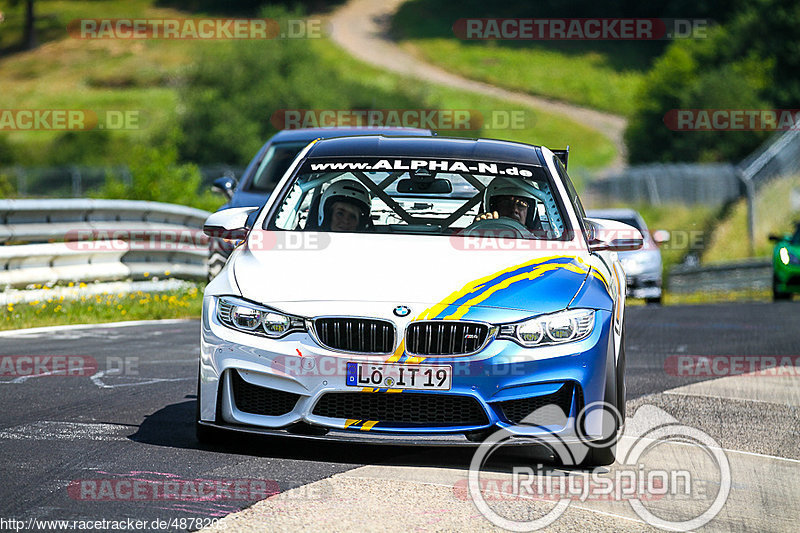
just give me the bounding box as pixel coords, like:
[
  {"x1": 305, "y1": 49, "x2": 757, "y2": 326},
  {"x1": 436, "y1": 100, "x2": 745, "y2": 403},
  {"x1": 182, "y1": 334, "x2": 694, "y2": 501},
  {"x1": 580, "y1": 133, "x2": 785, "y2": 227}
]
[
  {"x1": 0, "y1": 199, "x2": 211, "y2": 289},
  {"x1": 668, "y1": 258, "x2": 772, "y2": 294},
  {"x1": 1, "y1": 165, "x2": 244, "y2": 197}
]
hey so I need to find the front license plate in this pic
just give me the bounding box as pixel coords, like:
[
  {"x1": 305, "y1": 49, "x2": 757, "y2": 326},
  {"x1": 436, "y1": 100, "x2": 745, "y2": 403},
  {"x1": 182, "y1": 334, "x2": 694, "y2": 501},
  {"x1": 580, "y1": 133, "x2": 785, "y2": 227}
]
[{"x1": 346, "y1": 362, "x2": 452, "y2": 391}]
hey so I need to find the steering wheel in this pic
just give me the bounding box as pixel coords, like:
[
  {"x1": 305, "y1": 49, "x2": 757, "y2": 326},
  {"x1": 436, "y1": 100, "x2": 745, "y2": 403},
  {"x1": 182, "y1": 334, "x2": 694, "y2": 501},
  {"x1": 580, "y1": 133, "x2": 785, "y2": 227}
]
[{"x1": 462, "y1": 216, "x2": 533, "y2": 238}]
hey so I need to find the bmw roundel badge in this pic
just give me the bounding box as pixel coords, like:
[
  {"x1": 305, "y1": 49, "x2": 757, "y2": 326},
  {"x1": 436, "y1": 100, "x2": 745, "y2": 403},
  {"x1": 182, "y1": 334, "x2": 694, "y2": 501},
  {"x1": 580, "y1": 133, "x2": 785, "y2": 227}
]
[{"x1": 393, "y1": 305, "x2": 411, "y2": 317}]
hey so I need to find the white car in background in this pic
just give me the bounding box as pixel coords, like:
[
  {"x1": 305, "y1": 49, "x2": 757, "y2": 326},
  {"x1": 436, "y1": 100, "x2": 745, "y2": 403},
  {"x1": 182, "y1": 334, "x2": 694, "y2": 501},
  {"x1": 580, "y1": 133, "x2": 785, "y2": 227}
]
[{"x1": 586, "y1": 209, "x2": 668, "y2": 304}]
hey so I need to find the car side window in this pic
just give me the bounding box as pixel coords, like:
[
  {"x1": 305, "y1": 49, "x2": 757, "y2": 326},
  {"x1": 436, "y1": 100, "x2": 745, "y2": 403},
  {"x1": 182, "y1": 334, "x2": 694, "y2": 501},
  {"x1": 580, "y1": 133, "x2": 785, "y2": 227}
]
[{"x1": 553, "y1": 156, "x2": 589, "y2": 239}]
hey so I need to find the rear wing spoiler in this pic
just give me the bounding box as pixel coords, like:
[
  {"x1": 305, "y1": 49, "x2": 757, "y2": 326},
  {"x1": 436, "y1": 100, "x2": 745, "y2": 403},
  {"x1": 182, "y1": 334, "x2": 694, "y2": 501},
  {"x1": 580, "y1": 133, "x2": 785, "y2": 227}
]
[{"x1": 552, "y1": 147, "x2": 569, "y2": 169}]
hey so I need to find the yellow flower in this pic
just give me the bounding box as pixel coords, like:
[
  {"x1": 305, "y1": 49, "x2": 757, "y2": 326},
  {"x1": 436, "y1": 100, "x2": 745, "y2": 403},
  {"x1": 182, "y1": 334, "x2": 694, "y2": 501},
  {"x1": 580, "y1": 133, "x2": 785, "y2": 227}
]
[
  {"x1": 79, "y1": 282, "x2": 87, "y2": 288},
  {"x1": 68, "y1": 282, "x2": 74, "y2": 287},
  {"x1": 121, "y1": 310, "x2": 127, "y2": 315},
  {"x1": 165, "y1": 270, "x2": 171, "y2": 276},
  {"x1": 144, "y1": 272, "x2": 150, "y2": 277}
]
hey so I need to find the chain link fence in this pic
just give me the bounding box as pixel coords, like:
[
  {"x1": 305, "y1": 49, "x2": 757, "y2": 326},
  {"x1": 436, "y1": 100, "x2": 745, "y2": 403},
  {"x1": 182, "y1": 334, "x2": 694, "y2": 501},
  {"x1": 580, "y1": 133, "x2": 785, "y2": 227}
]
[
  {"x1": 588, "y1": 127, "x2": 800, "y2": 207},
  {"x1": 586, "y1": 163, "x2": 742, "y2": 206}
]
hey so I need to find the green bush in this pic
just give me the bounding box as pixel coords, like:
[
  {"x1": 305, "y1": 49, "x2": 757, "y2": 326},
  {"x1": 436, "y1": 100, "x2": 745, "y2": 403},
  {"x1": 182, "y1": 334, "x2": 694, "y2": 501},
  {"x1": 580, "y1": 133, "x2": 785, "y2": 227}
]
[
  {"x1": 626, "y1": 0, "x2": 799, "y2": 163},
  {"x1": 178, "y1": 5, "x2": 426, "y2": 165},
  {"x1": 0, "y1": 135, "x2": 15, "y2": 165},
  {"x1": 94, "y1": 132, "x2": 223, "y2": 211}
]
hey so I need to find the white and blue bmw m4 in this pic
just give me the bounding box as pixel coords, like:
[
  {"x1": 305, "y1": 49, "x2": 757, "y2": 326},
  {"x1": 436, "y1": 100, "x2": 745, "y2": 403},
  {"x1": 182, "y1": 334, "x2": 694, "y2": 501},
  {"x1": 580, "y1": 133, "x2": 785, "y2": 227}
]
[{"x1": 198, "y1": 136, "x2": 642, "y2": 466}]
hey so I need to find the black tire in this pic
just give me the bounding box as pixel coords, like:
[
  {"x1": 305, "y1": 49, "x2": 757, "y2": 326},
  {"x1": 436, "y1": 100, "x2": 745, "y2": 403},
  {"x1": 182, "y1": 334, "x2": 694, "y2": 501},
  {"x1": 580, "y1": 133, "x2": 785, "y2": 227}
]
[
  {"x1": 645, "y1": 295, "x2": 662, "y2": 305},
  {"x1": 557, "y1": 329, "x2": 623, "y2": 468},
  {"x1": 581, "y1": 325, "x2": 626, "y2": 467},
  {"x1": 773, "y1": 275, "x2": 792, "y2": 301},
  {"x1": 616, "y1": 329, "x2": 627, "y2": 425}
]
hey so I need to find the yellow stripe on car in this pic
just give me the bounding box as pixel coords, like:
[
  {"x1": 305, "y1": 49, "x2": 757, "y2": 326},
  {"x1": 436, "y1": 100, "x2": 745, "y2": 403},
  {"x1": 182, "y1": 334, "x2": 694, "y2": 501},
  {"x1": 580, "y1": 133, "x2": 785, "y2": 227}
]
[{"x1": 445, "y1": 262, "x2": 588, "y2": 320}]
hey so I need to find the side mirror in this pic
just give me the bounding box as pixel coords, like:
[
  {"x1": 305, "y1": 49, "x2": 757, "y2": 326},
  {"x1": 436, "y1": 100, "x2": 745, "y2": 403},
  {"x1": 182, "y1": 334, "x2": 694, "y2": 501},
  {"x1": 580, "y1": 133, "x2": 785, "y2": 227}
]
[
  {"x1": 212, "y1": 176, "x2": 238, "y2": 200},
  {"x1": 203, "y1": 207, "x2": 258, "y2": 240},
  {"x1": 585, "y1": 217, "x2": 644, "y2": 252},
  {"x1": 652, "y1": 229, "x2": 670, "y2": 245}
]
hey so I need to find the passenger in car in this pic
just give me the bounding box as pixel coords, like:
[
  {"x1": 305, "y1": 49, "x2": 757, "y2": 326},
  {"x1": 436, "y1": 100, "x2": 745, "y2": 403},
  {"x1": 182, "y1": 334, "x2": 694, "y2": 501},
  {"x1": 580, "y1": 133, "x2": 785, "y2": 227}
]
[{"x1": 317, "y1": 179, "x2": 373, "y2": 232}]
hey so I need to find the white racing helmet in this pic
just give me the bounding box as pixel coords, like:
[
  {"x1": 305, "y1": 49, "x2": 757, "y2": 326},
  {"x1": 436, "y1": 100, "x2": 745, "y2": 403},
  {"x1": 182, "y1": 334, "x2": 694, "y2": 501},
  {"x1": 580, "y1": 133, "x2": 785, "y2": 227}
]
[
  {"x1": 483, "y1": 177, "x2": 540, "y2": 228},
  {"x1": 318, "y1": 178, "x2": 372, "y2": 230}
]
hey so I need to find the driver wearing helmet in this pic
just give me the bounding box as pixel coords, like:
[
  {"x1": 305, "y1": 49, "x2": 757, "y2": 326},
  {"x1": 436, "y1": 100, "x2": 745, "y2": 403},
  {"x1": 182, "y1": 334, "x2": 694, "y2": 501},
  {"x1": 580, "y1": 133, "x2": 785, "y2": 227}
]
[
  {"x1": 318, "y1": 178, "x2": 373, "y2": 232},
  {"x1": 474, "y1": 176, "x2": 539, "y2": 229}
]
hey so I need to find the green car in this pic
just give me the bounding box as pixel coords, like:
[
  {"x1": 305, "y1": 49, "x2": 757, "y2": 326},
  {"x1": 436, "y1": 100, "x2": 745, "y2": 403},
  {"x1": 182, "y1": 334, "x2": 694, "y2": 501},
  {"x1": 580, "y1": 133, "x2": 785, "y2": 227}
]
[{"x1": 770, "y1": 222, "x2": 800, "y2": 300}]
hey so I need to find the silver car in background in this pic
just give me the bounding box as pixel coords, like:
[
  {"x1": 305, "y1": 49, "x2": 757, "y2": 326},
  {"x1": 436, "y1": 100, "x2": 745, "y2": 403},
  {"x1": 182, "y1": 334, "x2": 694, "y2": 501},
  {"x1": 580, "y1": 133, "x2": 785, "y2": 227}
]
[{"x1": 586, "y1": 209, "x2": 667, "y2": 304}]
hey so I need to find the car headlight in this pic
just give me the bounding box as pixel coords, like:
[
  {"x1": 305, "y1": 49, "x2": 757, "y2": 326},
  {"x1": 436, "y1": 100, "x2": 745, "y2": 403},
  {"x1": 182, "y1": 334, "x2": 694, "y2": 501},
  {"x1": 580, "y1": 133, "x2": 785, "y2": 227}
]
[
  {"x1": 779, "y1": 247, "x2": 800, "y2": 265},
  {"x1": 216, "y1": 296, "x2": 305, "y2": 338},
  {"x1": 497, "y1": 309, "x2": 595, "y2": 347}
]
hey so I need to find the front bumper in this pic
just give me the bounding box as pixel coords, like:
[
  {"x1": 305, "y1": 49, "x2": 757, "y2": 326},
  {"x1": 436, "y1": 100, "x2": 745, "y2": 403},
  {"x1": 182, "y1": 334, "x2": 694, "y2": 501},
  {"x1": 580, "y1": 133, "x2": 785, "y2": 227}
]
[
  {"x1": 626, "y1": 272, "x2": 662, "y2": 299},
  {"x1": 199, "y1": 297, "x2": 615, "y2": 444},
  {"x1": 774, "y1": 261, "x2": 800, "y2": 293}
]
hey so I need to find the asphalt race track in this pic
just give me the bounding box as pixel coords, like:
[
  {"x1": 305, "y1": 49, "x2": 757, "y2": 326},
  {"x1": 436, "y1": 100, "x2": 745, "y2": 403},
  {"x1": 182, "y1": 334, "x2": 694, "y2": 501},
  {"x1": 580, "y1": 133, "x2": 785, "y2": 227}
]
[{"x1": 0, "y1": 303, "x2": 798, "y2": 532}]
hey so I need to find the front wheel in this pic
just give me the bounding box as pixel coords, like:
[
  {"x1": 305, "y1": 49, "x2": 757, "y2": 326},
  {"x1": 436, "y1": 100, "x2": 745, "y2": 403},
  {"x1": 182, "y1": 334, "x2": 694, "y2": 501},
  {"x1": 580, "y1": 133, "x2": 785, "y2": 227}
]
[{"x1": 773, "y1": 275, "x2": 792, "y2": 301}]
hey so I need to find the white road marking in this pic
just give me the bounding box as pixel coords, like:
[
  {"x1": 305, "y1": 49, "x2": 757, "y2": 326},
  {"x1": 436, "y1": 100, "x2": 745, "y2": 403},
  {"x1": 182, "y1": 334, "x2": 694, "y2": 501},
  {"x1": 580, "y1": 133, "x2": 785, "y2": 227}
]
[
  {"x1": 0, "y1": 319, "x2": 194, "y2": 338},
  {"x1": 0, "y1": 365, "x2": 94, "y2": 384},
  {"x1": 89, "y1": 370, "x2": 192, "y2": 389},
  {"x1": 0, "y1": 421, "x2": 129, "y2": 441}
]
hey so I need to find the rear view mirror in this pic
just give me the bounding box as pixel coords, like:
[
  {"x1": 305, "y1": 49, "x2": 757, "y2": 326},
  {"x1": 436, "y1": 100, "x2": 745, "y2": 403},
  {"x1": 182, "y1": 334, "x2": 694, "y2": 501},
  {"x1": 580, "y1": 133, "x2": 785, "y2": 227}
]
[
  {"x1": 212, "y1": 176, "x2": 238, "y2": 200},
  {"x1": 584, "y1": 217, "x2": 644, "y2": 252},
  {"x1": 203, "y1": 207, "x2": 258, "y2": 240},
  {"x1": 396, "y1": 178, "x2": 452, "y2": 194}
]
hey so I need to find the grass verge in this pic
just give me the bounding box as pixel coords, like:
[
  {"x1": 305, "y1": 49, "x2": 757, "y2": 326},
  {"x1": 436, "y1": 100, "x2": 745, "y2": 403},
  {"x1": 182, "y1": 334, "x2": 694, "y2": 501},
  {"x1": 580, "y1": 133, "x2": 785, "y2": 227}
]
[
  {"x1": 702, "y1": 175, "x2": 800, "y2": 264},
  {"x1": 311, "y1": 38, "x2": 617, "y2": 172},
  {"x1": 1, "y1": 285, "x2": 203, "y2": 331},
  {"x1": 391, "y1": 0, "x2": 654, "y2": 117},
  {"x1": 0, "y1": 0, "x2": 617, "y2": 171}
]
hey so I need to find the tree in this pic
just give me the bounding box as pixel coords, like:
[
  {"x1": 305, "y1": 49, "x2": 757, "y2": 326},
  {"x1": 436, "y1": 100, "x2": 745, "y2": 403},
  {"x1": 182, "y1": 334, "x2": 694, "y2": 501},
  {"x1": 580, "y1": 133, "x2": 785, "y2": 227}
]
[{"x1": 8, "y1": 0, "x2": 36, "y2": 50}]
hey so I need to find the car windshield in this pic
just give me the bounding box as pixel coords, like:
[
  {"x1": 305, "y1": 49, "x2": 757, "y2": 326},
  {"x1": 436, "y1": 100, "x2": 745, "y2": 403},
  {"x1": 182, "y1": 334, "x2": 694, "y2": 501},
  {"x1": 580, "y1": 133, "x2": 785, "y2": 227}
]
[
  {"x1": 247, "y1": 141, "x2": 310, "y2": 193},
  {"x1": 264, "y1": 157, "x2": 571, "y2": 239}
]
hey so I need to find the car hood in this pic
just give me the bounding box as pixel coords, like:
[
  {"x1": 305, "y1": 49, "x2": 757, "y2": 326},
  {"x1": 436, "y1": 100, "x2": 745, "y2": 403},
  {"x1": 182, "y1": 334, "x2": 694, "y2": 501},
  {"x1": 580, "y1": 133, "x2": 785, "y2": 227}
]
[{"x1": 232, "y1": 232, "x2": 594, "y2": 319}]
